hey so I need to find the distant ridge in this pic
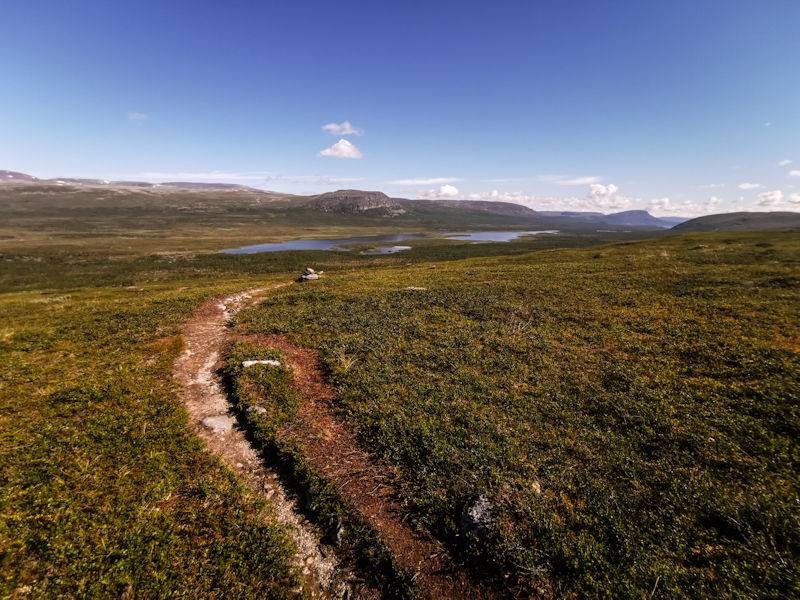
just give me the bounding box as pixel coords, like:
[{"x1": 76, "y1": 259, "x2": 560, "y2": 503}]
[
  {"x1": 1, "y1": 170, "x2": 39, "y2": 181},
  {"x1": 403, "y1": 199, "x2": 539, "y2": 217},
  {"x1": 537, "y1": 209, "x2": 685, "y2": 228},
  {"x1": 0, "y1": 170, "x2": 268, "y2": 193},
  {"x1": 2, "y1": 170, "x2": 737, "y2": 227},
  {"x1": 672, "y1": 212, "x2": 800, "y2": 232}
]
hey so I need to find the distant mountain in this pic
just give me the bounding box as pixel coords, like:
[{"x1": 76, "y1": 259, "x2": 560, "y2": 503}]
[
  {"x1": 160, "y1": 182, "x2": 266, "y2": 192},
  {"x1": 538, "y1": 211, "x2": 605, "y2": 219},
  {"x1": 312, "y1": 190, "x2": 399, "y2": 212},
  {"x1": 658, "y1": 216, "x2": 690, "y2": 225},
  {"x1": 603, "y1": 210, "x2": 678, "y2": 228},
  {"x1": 671, "y1": 212, "x2": 800, "y2": 232},
  {"x1": 0, "y1": 171, "x2": 268, "y2": 193},
  {"x1": 0, "y1": 171, "x2": 700, "y2": 229},
  {"x1": 1, "y1": 170, "x2": 39, "y2": 181},
  {"x1": 537, "y1": 209, "x2": 684, "y2": 228}
]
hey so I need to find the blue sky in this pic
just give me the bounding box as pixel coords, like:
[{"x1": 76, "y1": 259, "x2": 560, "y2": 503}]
[{"x1": 1, "y1": 0, "x2": 798, "y2": 216}]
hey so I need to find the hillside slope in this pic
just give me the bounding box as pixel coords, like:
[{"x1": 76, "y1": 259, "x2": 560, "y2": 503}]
[{"x1": 673, "y1": 211, "x2": 800, "y2": 232}]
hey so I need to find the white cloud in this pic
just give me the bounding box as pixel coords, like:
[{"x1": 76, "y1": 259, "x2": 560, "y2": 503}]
[
  {"x1": 742, "y1": 190, "x2": 800, "y2": 212},
  {"x1": 754, "y1": 190, "x2": 783, "y2": 207},
  {"x1": 458, "y1": 183, "x2": 631, "y2": 213},
  {"x1": 128, "y1": 112, "x2": 148, "y2": 121},
  {"x1": 790, "y1": 170, "x2": 800, "y2": 177},
  {"x1": 584, "y1": 183, "x2": 632, "y2": 210},
  {"x1": 699, "y1": 183, "x2": 725, "y2": 189},
  {"x1": 738, "y1": 183, "x2": 761, "y2": 189},
  {"x1": 778, "y1": 159, "x2": 792, "y2": 166},
  {"x1": 419, "y1": 184, "x2": 459, "y2": 199},
  {"x1": 648, "y1": 196, "x2": 724, "y2": 218},
  {"x1": 317, "y1": 139, "x2": 364, "y2": 159},
  {"x1": 390, "y1": 177, "x2": 460, "y2": 185},
  {"x1": 322, "y1": 121, "x2": 363, "y2": 136}
]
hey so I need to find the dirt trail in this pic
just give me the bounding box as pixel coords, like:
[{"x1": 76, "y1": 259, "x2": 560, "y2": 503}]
[
  {"x1": 175, "y1": 286, "x2": 497, "y2": 600},
  {"x1": 174, "y1": 287, "x2": 354, "y2": 599}
]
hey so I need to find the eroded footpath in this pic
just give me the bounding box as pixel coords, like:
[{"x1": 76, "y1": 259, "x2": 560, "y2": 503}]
[{"x1": 175, "y1": 286, "x2": 497, "y2": 599}]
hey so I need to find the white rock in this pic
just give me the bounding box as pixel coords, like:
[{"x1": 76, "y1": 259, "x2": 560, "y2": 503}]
[
  {"x1": 200, "y1": 415, "x2": 236, "y2": 432},
  {"x1": 460, "y1": 494, "x2": 495, "y2": 538},
  {"x1": 242, "y1": 360, "x2": 281, "y2": 368}
]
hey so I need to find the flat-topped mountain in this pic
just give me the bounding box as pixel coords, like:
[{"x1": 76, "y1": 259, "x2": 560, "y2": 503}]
[
  {"x1": 312, "y1": 189, "x2": 399, "y2": 212},
  {"x1": 405, "y1": 199, "x2": 538, "y2": 216}
]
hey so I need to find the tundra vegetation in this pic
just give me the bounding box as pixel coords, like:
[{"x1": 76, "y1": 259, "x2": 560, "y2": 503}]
[
  {"x1": 233, "y1": 231, "x2": 800, "y2": 598},
  {"x1": 1, "y1": 222, "x2": 798, "y2": 598}
]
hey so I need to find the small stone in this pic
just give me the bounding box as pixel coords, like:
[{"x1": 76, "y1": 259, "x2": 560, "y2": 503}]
[
  {"x1": 323, "y1": 513, "x2": 343, "y2": 547},
  {"x1": 460, "y1": 494, "x2": 495, "y2": 539},
  {"x1": 303, "y1": 488, "x2": 318, "y2": 511},
  {"x1": 200, "y1": 415, "x2": 235, "y2": 433},
  {"x1": 246, "y1": 405, "x2": 267, "y2": 414}
]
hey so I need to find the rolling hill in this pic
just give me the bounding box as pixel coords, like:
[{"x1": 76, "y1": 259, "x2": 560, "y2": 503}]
[{"x1": 672, "y1": 211, "x2": 800, "y2": 232}]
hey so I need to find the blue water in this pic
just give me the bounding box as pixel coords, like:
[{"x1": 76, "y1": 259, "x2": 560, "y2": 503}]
[
  {"x1": 221, "y1": 230, "x2": 558, "y2": 254},
  {"x1": 442, "y1": 230, "x2": 558, "y2": 242},
  {"x1": 363, "y1": 245, "x2": 412, "y2": 255}
]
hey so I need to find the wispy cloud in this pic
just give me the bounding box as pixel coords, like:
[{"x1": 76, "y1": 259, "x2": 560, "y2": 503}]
[
  {"x1": 142, "y1": 171, "x2": 273, "y2": 180},
  {"x1": 790, "y1": 170, "x2": 800, "y2": 177},
  {"x1": 559, "y1": 176, "x2": 604, "y2": 186},
  {"x1": 322, "y1": 121, "x2": 363, "y2": 136},
  {"x1": 778, "y1": 159, "x2": 792, "y2": 166},
  {"x1": 738, "y1": 182, "x2": 761, "y2": 189},
  {"x1": 539, "y1": 175, "x2": 604, "y2": 186},
  {"x1": 699, "y1": 183, "x2": 725, "y2": 189},
  {"x1": 318, "y1": 139, "x2": 364, "y2": 159},
  {"x1": 390, "y1": 177, "x2": 460, "y2": 185},
  {"x1": 128, "y1": 112, "x2": 148, "y2": 121}
]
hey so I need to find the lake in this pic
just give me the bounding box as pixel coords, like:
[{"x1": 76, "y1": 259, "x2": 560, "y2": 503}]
[{"x1": 221, "y1": 231, "x2": 558, "y2": 254}]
